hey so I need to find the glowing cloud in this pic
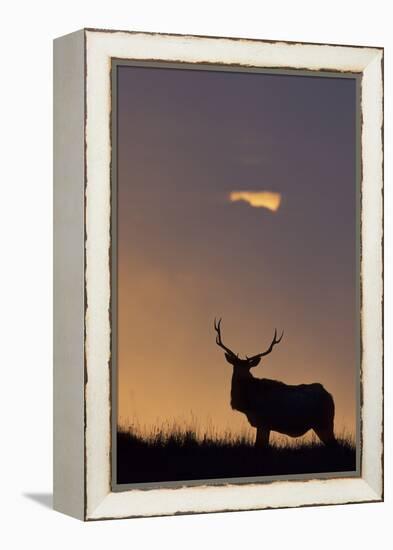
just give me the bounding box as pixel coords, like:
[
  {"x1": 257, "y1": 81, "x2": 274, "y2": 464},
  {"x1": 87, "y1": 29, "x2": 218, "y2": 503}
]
[{"x1": 229, "y1": 191, "x2": 282, "y2": 212}]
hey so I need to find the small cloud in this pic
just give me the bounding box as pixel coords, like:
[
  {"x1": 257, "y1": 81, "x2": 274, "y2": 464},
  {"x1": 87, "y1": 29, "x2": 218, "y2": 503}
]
[{"x1": 229, "y1": 191, "x2": 282, "y2": 212}]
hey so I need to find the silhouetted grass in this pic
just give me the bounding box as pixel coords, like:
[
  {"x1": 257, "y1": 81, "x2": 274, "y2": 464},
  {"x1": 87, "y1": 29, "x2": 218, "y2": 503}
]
[{"x1": 117, "y1": 425, "x2": 356, "y2": 484}]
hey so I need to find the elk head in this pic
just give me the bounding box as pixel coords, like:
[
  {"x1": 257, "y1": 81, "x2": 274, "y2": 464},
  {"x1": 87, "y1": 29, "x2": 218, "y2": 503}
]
[{"x1": 214, "y1": 318, "x2": 283, "y2": 371}]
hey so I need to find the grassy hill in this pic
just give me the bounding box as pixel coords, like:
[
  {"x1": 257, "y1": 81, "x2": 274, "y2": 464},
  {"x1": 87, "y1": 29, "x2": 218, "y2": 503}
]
[{"x1": 117, "y1": 426, "x2": 356, "y2": 485}]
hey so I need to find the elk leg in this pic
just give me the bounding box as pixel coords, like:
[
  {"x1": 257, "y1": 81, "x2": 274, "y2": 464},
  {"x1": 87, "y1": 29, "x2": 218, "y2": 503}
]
[
  {"x1": 255, "y1": 427, "x2": 270, "y2": 449},
  {"x1": 314, "y1": 424, "x2": 336, "y2": 446}
]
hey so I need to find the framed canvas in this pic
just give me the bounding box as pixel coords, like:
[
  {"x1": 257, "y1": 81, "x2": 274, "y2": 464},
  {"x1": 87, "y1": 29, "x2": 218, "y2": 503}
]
[{"x1": 53, "y1": 28, "x2": 383, "y2": 521}]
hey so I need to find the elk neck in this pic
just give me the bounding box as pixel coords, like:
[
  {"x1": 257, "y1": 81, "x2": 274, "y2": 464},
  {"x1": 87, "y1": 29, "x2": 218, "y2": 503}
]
[{"x1": 230, "y1": 367, "x2": 255, "y2": 411}]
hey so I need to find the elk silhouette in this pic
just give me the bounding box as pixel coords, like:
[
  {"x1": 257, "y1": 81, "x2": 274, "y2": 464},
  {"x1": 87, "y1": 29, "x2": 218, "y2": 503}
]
[{"x1": 214, "y1": 319, "x2": 336, "y2": 449}]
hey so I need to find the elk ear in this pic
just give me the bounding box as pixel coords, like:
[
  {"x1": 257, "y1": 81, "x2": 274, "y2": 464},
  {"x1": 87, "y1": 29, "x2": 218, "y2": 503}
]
[
  {"x1": 224, "y1": 353, "x2": 236, "y2": 365},
  {"x1": 247, "y1": 357, "x2": 261, "y2": 368}
]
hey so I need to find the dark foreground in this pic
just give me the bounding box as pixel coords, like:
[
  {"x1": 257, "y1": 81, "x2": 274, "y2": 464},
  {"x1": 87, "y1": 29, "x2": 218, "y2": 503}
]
[{"x1": 117, "y1": 429, "x2": 356, "y2": 485}]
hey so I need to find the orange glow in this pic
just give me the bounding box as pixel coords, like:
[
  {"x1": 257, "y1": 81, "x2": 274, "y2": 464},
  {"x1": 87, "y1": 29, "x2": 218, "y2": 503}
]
[
  {"x1": 230, "y1": 191, "x2": 282, "y2": 212},
  {"x1": 117, "y1": 257, "x2": 357, "y2": 440}
]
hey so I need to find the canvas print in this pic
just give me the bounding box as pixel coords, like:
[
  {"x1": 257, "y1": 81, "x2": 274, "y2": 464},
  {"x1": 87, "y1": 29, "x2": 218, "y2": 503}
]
[{"x1": 112, "y1": 62, "x2": 359, "y2": 487}]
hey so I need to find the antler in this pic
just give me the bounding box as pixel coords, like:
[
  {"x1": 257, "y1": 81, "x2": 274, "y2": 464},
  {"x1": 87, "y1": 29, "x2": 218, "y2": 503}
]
[
  {"x1": 214, "y1": 318, "x2": 238, "y2": 357},
  {"x1": 246, "y1": 329, "x2": 284, "y2": 361}
]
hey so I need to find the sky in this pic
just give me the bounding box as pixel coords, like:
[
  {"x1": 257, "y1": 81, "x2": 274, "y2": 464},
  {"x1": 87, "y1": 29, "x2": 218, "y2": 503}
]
[{"x1": 116, "y1": 64, "x2": 358, "y2": 440}]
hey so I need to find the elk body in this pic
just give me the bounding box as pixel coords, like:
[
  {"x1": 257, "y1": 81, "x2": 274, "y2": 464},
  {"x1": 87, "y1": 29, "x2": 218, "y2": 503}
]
[{"x1": 214, "y1": 319, "x2": 336, "y2": 449}]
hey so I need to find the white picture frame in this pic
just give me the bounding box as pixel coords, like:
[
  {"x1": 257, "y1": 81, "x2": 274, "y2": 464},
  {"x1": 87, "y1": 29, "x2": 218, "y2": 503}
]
[{"x1": 53, "y1": 28, "x2": 383, "y2": 521}]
